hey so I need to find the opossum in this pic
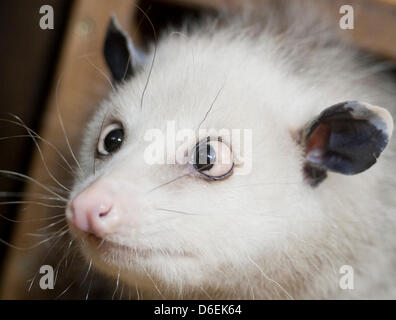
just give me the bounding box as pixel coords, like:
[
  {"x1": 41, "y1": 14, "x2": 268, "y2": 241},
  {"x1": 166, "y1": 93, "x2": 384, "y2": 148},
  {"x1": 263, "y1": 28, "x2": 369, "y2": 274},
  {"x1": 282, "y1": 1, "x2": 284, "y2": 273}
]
[{"x1": 65, "y1": 1, "x2": 396, "y2": 299}]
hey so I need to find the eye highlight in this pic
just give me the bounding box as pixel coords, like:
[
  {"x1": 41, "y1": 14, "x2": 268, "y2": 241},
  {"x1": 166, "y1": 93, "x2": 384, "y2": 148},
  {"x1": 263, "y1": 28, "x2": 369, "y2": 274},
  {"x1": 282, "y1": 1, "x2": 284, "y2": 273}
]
[
  {"x1": 97, "y1": 123, "x2": 124, "y2": 156},
  {"x1": 191, "y1": 137, "x2": 234, "y2": 180}
]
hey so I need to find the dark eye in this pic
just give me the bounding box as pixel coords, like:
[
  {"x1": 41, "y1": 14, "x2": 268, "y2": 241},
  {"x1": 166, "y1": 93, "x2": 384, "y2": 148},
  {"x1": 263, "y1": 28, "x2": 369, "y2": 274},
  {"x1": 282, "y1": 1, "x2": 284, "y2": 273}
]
[
  {"x1": 191, "y1": 137, "x2": 234, "y2": 180},
  {"x1": 97, "y1": 123, "x2": 124, "y2": 156}
]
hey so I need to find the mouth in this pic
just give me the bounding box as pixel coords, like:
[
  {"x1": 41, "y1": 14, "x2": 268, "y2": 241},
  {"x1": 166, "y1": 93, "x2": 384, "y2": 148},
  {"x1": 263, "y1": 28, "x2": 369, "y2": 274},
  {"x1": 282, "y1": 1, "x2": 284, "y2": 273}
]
[
  {"x1": 85, "y1": 234, "x2": 153, "y2": 258},
  {"x1": 84, "y1": 233, "x2": 194, "y2": 259}
]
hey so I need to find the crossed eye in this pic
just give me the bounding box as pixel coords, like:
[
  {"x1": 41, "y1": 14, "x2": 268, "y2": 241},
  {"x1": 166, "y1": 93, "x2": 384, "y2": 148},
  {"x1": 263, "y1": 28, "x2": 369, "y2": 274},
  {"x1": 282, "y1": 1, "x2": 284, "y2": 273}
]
[{"x1": 191, "y1": 137, "x2": 234, "y2": 180}]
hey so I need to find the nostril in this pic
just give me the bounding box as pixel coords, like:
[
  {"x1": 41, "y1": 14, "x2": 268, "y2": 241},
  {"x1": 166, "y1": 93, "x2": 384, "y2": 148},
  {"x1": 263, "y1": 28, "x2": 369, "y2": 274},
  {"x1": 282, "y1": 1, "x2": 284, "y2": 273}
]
[
  {"x1": 96, "y1": 204, "x2": 112, "y2": 218},
  {"x1": 98, "y1": 207, "x2": 111, "y2": 218}
]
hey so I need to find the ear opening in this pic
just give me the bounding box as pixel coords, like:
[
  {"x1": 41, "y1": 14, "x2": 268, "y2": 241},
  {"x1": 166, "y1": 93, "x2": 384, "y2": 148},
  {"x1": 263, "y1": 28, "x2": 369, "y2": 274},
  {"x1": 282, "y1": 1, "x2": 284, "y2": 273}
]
[{"x1": 301, "y1": 101, "x2": 393, "y2": 186}]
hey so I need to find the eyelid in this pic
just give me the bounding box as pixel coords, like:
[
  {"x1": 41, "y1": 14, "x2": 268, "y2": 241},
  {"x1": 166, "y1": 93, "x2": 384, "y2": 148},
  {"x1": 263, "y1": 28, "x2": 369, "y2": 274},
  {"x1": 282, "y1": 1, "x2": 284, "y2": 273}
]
[
  {"x1": 101, "y1": 123, "x2": 122, "y2": 136},
  {"x1": 200, "y1": 163, "x2": 235, "y2": 180}
]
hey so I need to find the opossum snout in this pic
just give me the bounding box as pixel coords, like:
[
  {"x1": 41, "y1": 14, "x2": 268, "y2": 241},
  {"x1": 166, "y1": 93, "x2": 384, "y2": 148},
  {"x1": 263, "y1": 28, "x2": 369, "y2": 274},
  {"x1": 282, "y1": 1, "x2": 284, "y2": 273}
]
[{"x1": 67, "y1": 183, "x2": 121, "y2": 237}]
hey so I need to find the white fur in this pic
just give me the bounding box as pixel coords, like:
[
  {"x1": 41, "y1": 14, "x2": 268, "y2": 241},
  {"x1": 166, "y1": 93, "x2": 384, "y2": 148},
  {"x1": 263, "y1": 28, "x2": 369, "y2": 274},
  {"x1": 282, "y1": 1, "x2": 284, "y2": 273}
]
[{"x1": 67, "y1": 1, "x2": 396, "y2": 299}]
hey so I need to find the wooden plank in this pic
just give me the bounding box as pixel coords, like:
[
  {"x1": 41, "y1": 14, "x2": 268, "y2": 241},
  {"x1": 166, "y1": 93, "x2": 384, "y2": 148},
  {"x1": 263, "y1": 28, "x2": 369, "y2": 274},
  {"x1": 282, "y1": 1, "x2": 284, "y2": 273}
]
[{"x1": 0, "y1": 0, "x2": 138, "y2": 299}]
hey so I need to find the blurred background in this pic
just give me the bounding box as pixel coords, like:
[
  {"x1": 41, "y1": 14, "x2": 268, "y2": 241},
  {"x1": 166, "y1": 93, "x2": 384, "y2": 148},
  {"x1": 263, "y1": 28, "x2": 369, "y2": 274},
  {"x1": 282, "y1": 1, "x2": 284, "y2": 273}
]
[{"x1": 0, "y1": 0, "x2": 395, "y2": 299}]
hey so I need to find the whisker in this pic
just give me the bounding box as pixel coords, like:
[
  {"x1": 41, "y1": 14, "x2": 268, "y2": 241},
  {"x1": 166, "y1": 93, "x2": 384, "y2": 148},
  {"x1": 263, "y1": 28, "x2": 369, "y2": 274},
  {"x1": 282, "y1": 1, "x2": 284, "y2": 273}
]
[
  {"x1": 155, "y1": 207, "x2": 201, "y2": 216},
  {"x1": 80, "y1": 259, "x2": 93, "y2": 288},
  {"x1": 85, "y1": 270, "x2": 95, "y2": 300},
  {"x1": 142, "y1": 265, "x2": 165, "y2": 299},
  {"x1": 0, "y1": 118, "x2": 77, "y2": 176},
  {"x1": 0, "y1": 170, "x2": 68, "y2": 202},
  {"x1": 119, "y1": 282, "x2": 125, "y2": 300},
  {"x1": 25, "y1": 224, "x2": 70, "y2": 238},
  {"x1": 0, "y1": 213, "x2": 64, "y2": 223},
  {"x1": 197, "y1": 81, "x2": 226, "y2": 130},
  {"x1": 64, "y1": 248, "x2": 78, "y2": 279},
  {"x1": 135, "y1": 284, "x2": 140, "y2": 300},
  {"x1": 135, "y1": 4, "x2": 157, "y2": 110},
  {"x1": 63, "y1": 239, "x2": 75, "y2": 270},
  {"x1": 0, "y1": 200, "x2": 66, "y2": 209},
  {"x1": 82, "y1": 55, "x2": 115, "y2": 92},
  {"x1": 27, "y1": 229, "x2": 73, "y2": 293},
  {"x1": 199, "y1": 287, "x2": 213, "y2": 300},
  {"x1": 1, "y1": 225, "x2": 69, "y2": 251},
  {"x1": 54, "y1": 239, "x2": 73, "y2": 286},
  {"x1": 247, "y1": 255, "x2": 294, "y2": 300},
  {"x1": 97, "y1": 238, "x2": 105, "y2": 249},
  {"x1": 147, "y1": 173, "x2": 188, "y2": 194},
  {"x1": 9, "y1": 115, "x2": 71, "y2": 192},
  {"x1": 0, "y1": 191, "x2": 67, "y2": 202},
  {"x1": 36, "y1": 219, "x2": 66, "y2": 232},
  {"x1": 55, "y1": 279, "x2": 77, "y2": 300},
  {"x1": 112, "y1": 268, "x2": 121, "y2": 300}
]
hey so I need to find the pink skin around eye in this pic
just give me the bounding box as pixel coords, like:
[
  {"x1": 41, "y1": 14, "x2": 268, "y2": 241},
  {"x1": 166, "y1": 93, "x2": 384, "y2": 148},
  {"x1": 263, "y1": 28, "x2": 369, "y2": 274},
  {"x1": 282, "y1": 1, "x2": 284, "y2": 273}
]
[{"x1": 205, "y1": 141, "x2": 233, "y2": 177}]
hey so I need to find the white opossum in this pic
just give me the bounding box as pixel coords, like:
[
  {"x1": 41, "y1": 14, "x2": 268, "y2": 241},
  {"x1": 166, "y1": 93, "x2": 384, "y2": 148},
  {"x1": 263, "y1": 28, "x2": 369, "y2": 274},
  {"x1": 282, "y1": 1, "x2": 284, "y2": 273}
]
[{"x1": 65, "y1": 1, "x2": 396, "y2": 299}]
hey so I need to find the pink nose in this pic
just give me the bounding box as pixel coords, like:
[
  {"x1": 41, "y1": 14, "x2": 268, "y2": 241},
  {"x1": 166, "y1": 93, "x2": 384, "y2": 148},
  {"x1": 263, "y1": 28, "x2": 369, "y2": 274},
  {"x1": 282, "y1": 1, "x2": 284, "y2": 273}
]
[{"x1": 68, "y1": 186, "x2": 120, "y2": 237}]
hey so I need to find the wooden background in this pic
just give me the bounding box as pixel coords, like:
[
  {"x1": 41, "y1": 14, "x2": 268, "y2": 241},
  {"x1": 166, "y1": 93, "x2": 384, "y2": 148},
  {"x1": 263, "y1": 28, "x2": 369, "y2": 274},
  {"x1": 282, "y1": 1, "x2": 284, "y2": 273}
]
[{"x1": 0, "y1": 0, "x2": 395, "y2": 299}]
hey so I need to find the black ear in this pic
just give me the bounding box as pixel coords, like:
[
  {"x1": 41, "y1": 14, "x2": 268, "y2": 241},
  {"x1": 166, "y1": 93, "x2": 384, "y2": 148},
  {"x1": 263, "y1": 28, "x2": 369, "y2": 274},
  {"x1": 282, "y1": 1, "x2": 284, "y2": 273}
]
[
  {"x1": 301, "y1": 101, "x2": 393, "y2": 186},
  {"x1": 104, "y1": 15, "x2": 146, "y2": 83}
]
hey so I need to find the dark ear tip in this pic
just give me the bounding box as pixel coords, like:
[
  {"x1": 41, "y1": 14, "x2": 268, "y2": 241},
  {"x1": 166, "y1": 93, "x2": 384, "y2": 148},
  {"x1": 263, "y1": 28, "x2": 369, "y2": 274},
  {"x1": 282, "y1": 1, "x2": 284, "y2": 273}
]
[
  {"x1": 110, "y1": 14, "x2": 117, "y2": 23},
  {"x1": 107, "y1": 14, "x2": 122, "y2": 35}
]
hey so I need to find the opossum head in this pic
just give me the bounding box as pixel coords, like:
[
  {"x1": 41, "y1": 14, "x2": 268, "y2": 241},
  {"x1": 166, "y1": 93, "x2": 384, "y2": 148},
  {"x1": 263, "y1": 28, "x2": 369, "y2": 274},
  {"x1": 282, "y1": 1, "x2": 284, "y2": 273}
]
[{"x1": 65, "y1": 17, "x2": 393, "y2": 297}]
